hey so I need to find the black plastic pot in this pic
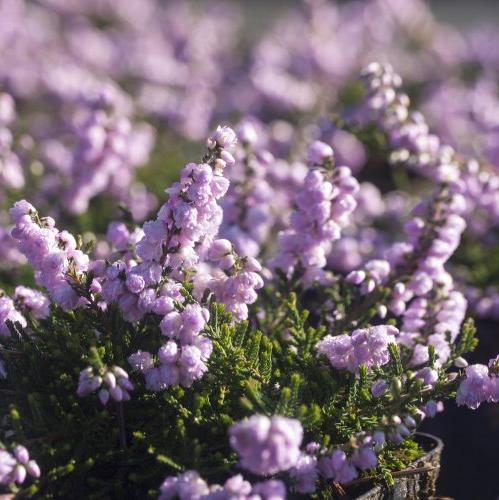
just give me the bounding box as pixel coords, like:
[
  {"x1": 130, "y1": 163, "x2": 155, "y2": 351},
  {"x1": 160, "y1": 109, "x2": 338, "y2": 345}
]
[{"x1": 344, "y1": 433, "x2": 443, "y2": 500}]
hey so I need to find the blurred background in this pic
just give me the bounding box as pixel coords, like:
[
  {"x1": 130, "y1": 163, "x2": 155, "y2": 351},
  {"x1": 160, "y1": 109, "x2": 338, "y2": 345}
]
[{"x1": 234, "y1": 0, "x2": 499, "y2": 31}]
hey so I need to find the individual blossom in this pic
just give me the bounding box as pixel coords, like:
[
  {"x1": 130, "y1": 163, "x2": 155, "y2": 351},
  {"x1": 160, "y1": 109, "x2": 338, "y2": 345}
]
[
  {"x1": 229, "y1": 415, "x2": 303, "y2": 475},
  {"x1": 0, "y1": 294, "x2": 27, "y2": 337},
  {"x1": 372, "y1": 431, "x2": 386, "y2": 452},
  {"x1": 371, "y1": 379, "x2": 388, "y2": 398},
  {"x1": 318, "y1": 448, "x2": 358, "y2": 484},
  {"x1": 0, "y1": 445, "x2": 40, "y2": 485},
  {"x1": 456, "y1": 364, "x2": 491, "y2": 409},
  {"x1": 106, "y1": 221, "x2": 144, "y2": 260},
  {"x1": 316, "y1": 325, "x2": 398, "y2": 373},
  {"x1": 351, "y1": 446, "x2": 378, "y2": 471},
  {"x1": 346, "y1": 259, "x2": 390, "y2": 295},
  {"x1": 290, "y1": 449, "x2": 318, "y2": 494},
  {"x1": 414, "y1": 367, "x2": 439, "y2": 388},
  {"x1": 420, "y1": 400, "x2": 444, "y2": 419},
  {"x1": 208, "y1": 125, "x2": 238, "y2": 150}
]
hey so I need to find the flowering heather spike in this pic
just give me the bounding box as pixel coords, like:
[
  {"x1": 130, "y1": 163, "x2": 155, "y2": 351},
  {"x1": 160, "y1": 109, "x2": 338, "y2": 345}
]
[
  {"x1": 229, "y1": 415, "x2": 303, "y2": 475},
  {"x1": 63, "y1": 92, "x2": 156, "y2": 215},
  {"x1": 10, "y1": 201, "x2": 90, "y2": 310},
  {"x1": 400, "y1": 278, "x2": 467, "y2": 367},
  {"x1": 95, "y1": 126, "x2": 238, "y2": 391},
  {"x1": 100, "y1": 125, "x2": 237, "y2": 325},
  {"x1": 271, "y1": 140, "x2": 359, "y2": 286},
  {"x1": 344, "y1": 67, "x2": 472, "y2": 355},
  {"x1": 134, "y1": 125, "x2": 237, "y2": 278},
  {"x1": 219, "y1": 121, "x2": 275, "y2": 258},
  {"x1": 345, "y1": 64, "x2": 469, "y2": 302},
  {"x1": 360, "y1": 61, "x2": 499, "y2": 227},
  {"x1": 77, "y1": 365, "x2": 133, "y2": 404}
]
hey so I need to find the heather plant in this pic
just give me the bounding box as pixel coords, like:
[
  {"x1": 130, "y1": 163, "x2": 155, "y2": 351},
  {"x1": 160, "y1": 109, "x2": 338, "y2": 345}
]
[
  {"x1": 1, "y1": 107, "x2": 497, "y2": 498},
  {"x1": 0, "y1": 1, "x2": 499, "y2": 498}
]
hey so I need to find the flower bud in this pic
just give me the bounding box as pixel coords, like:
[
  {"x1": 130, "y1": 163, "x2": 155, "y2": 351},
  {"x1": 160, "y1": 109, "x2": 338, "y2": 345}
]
[
  {"x1": 99, "y1": 388, "x2": 110, "y2": 405},
  {"x1": 13, "y1": 445, "x2": 29, "y2": 465},
  {"x1": 104, "y1": 372, "x2": 117, "y2": 389},
  {"x1": 26, "y1": 460, "x2": 41, "y2": 478},
  {"x1": 14, "y1": 464, "x2": 27, "y2": 484}
]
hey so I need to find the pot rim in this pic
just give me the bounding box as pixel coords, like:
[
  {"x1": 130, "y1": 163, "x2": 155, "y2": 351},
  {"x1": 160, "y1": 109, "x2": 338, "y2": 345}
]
[{"x1": 347, "y1": 432, "x2": 444, "y2": 500}]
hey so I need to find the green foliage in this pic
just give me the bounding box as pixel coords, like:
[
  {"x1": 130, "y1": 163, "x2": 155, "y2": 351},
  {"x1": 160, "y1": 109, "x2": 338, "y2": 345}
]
[
  {"x1": 453, "y1": 232, "x2": 499, "y2": 288},
  {"x1": 1, "y1": 284, "x2": 469, "y2": 497},
  {"x1": 448, "y1": 318, "x2": 478, "y2": 367},
  {"x1": 375, "y1": 438, "x2": 422, "y2": 487}
]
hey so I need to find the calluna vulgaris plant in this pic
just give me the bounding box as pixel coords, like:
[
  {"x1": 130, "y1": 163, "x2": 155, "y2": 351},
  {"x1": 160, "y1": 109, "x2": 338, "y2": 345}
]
[
  {"x1": 1, "y1": 77, "x2": 498, "y2": 496},
  {"x1": 1, "y1": 1, "x2": 499, "y2": 499}
]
